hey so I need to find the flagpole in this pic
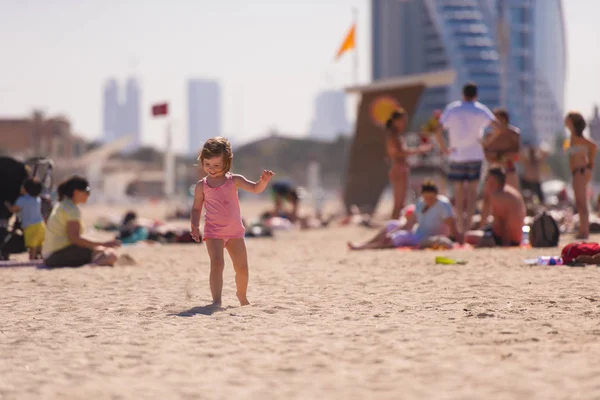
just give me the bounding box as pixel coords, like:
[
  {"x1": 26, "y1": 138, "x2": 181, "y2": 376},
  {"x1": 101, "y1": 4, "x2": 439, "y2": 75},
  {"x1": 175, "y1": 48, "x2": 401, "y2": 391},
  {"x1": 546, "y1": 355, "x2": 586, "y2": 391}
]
[
  {"x1": 352, "y1": 7, "x2": 359, "y2": 85},
  {"x1": 164, "y1": 121, "x2": 175, "y2": 200}
]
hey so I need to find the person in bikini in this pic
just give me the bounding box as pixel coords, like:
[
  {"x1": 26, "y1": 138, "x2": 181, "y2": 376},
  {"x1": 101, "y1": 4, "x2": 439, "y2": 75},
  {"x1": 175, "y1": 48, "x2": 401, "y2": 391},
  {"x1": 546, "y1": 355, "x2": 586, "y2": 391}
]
[
  {"x1": 481, "y1": 108, "x2": 520, "y2": 189},
  {"x1": 385, "y1": 109, "x2": 432, "y2": 219},
  {"x1": 465, "y1": 168, "x2": 526, "y2": 247},
  {"x1": 565, "y1": 111, "x2": 597, "y2": 239}
]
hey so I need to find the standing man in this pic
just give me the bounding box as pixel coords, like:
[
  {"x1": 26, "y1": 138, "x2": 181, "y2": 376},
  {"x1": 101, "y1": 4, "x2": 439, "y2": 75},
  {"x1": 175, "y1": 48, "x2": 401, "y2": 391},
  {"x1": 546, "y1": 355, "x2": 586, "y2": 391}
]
[{"x1": 435, "y1": 82, "x2": 500, "y2": 233}]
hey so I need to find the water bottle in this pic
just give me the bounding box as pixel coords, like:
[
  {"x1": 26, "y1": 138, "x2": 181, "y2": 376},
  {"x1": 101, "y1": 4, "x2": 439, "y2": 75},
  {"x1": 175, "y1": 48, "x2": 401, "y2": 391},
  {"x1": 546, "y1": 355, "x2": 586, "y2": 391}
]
[
  {"x1": 537, "y1": 256, "x2": 563, "y2": 266},
  {"x1": 521, "y1": 226, "x2": 530, "y2": 246}
]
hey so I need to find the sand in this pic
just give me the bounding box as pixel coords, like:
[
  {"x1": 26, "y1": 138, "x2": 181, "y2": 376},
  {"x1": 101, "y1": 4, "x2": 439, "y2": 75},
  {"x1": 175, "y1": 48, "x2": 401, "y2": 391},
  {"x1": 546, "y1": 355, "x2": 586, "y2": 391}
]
[{"x1": 2, "y1": 201, "x2": 600, "y2": 400}]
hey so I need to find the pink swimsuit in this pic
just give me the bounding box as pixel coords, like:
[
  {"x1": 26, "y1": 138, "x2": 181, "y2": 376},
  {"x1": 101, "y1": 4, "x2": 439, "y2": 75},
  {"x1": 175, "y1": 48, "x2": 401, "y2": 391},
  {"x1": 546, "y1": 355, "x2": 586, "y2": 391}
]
[{"x1": 202, "y1": 173, "x2": 245, "y2": 242}]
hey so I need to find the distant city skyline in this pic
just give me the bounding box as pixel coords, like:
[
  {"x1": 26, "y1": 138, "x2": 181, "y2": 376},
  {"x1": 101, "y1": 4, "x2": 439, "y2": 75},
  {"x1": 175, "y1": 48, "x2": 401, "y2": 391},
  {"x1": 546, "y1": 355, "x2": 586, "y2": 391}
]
[
  {"x1": 187, "y1": 79, "x2": 221, "y2": 156},
  {"x1": 102, "y1": 77, "x2": 141, "y2": 152},
  {"x1": 0, "y1": 0, "x2": 599, "y2": 152}
]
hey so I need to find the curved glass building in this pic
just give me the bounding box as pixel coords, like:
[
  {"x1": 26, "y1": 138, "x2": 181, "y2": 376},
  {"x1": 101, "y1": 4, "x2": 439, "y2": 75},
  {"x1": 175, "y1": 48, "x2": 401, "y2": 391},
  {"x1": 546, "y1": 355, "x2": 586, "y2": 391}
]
[{"x1": 372, "y1": 0, "x2": 566, "y2": 145}]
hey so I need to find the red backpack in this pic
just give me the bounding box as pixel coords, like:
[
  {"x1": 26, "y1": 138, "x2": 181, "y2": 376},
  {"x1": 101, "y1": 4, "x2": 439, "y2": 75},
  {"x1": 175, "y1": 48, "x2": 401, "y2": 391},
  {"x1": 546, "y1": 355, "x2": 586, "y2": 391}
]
[{"x1": 561, "y1": 242, "x2": 600, "y2": 264}]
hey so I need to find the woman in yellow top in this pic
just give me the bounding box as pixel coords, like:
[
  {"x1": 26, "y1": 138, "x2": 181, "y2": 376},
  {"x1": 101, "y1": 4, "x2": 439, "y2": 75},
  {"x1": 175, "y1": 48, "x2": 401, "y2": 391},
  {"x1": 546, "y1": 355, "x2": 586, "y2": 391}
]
[
  {"x1": 565, "y1": 112, "x2": 597, "y2": 239},
  {"x1": 43, "y1": 176, "x2": 120, "y2": 267}
]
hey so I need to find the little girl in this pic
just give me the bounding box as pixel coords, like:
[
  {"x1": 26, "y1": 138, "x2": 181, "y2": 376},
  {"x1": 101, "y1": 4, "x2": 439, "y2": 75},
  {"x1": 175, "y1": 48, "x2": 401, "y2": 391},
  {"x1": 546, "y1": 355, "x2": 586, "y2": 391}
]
[{"x1": 190, "y1": 137, "x2": 274, "y2": 306}]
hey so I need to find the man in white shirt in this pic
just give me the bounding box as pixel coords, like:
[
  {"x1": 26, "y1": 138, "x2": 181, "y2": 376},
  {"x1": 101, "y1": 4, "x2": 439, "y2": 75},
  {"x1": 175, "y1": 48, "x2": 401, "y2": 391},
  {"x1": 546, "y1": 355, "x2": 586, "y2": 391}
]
[{"x1": 434, "y1": 82, "x2": 500, "y2": 233}]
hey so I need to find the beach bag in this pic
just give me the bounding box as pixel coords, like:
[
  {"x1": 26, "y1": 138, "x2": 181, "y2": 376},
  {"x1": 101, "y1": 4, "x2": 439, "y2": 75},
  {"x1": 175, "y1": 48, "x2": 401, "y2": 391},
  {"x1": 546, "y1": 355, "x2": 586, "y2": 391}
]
[
  {"x1": 561, "y1": 242, "x2": 600, "y2": 264},
  {"x1": 529, "y1": 211, "x2": 560, "y2": 248}
]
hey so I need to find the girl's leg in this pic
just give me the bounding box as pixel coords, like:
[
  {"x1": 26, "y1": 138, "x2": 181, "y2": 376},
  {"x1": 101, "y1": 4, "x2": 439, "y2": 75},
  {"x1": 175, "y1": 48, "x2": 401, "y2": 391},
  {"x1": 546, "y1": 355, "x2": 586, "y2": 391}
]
[
  {"x1": 224, "y1": 238, "x2": 250, "y2": 306},
  {"x1": 205, "y1": 239, "x2": 226, "y2": 305},
  {"x1": 28, "y1": 247, "x2": 37, "y2": 260},
  {"x1": 573, "y1": 173, "x2": 590, "y2": 239}
]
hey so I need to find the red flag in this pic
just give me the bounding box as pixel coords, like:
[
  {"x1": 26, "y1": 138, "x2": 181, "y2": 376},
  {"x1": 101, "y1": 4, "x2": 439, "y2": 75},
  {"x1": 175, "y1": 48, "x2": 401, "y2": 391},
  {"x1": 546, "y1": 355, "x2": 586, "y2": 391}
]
[{"x1": 151, "y1": 103, "x2": 168, "y2": 117}]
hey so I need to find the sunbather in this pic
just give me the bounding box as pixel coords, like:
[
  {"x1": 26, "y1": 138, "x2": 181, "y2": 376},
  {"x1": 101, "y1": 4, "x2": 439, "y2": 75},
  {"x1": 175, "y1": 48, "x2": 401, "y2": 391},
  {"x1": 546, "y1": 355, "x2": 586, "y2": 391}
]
[{"x1": 348, "y1": 181, "x2": 461, "y2": 250}]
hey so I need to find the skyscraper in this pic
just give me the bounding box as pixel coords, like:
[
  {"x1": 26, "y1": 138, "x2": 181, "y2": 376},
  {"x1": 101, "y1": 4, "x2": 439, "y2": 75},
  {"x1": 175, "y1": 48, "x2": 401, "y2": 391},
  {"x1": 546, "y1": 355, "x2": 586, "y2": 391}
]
[
  {"x1": 102, "y1": 78, "x2": 119, "y2": 143},
  {"x1": 101, "y1": 76, "x2": 142, "y2": 152},
  {"x1": 309, "y1": 90, "x2": 351, "y2": 140},
  {"x1": 371, "y1": 0, "x2": 566, "y2": 145},
  {"x1": 187, "y1": 79, "x2": 221, "y2": 156}
]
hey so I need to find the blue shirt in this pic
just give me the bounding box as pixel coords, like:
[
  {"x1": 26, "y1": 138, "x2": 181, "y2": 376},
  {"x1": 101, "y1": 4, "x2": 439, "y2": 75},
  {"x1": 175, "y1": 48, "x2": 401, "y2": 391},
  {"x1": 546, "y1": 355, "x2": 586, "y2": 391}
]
[
  {"x1": 15, "y1": 194, "x2": 43, "y2": 228},
  {"x1": 414, "y1": 195, "x2": 453, "y2": 239}
]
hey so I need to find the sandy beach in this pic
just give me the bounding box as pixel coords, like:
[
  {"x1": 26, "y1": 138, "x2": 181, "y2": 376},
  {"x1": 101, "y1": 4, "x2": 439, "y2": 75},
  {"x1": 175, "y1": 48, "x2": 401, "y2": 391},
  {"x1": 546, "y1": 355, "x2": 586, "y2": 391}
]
[{"x1": 2, "y1": 201, "x2": 600, "y2": 400}]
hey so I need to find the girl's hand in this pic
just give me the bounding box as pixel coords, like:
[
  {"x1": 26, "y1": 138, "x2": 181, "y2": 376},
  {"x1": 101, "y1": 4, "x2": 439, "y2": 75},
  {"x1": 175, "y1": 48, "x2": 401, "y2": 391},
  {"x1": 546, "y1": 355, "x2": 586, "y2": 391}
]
[
  {"x1": 191, "y1": 226, "x2": 201, "y2": 242},
  {"x1": 260, "y1": 170, "x2": 275, "y2": 182}
]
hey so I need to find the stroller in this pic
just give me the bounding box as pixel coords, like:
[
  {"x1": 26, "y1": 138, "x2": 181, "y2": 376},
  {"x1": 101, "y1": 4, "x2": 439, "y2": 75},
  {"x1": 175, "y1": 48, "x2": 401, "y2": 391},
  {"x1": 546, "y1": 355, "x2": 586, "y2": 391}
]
[{"x1": 0, "y1": 156, "x2": 55, "y2": 260}]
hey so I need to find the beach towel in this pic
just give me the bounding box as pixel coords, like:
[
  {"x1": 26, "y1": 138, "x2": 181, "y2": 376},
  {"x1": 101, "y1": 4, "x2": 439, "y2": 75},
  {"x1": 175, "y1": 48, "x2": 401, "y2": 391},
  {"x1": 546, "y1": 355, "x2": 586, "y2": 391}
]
[{"x1": 0, "y1": 259, "x2": 45, "y2": 268}]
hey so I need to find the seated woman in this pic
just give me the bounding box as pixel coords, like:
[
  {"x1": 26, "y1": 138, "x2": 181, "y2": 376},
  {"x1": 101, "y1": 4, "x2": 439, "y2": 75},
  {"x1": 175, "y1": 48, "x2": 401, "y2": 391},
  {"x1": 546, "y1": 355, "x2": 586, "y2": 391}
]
[
  {"x1": 348, "y1": 181, "x2": 461, "y2": 250},
  {"x1": 42, "y1": 176, "x2": 121, "y2": 268}
]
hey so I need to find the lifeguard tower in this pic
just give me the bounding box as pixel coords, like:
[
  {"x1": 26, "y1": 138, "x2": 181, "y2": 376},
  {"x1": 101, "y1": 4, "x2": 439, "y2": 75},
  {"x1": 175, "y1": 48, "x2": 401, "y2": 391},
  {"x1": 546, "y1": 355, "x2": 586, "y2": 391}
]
[{"x1": 343, "y1": 69, "x2": 456, "y2": 214}]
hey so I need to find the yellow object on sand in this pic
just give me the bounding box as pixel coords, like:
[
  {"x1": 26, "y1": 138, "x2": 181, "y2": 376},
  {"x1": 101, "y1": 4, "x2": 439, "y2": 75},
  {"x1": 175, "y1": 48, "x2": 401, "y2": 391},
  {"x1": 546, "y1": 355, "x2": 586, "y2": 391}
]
[{"x1": 435, "y1": 256, "x2": 467, "y2": 265}]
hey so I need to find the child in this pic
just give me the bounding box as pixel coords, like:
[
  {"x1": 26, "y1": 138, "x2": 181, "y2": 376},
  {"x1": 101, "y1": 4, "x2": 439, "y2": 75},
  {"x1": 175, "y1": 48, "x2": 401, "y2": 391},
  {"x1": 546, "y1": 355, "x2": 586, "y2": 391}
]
[
  {"x1": 4, "y1": 178, "x2": 46, "y2": 260},
  {"x1": 190, "y1": 137, "x2": 274, "y2": 306}
]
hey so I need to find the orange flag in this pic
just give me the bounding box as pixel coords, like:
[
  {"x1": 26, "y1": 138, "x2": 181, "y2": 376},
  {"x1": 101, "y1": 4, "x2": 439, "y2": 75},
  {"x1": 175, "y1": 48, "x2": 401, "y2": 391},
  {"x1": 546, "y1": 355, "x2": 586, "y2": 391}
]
[{"x1": 335, "y1": 23, "x2": 356, "y2": 60}]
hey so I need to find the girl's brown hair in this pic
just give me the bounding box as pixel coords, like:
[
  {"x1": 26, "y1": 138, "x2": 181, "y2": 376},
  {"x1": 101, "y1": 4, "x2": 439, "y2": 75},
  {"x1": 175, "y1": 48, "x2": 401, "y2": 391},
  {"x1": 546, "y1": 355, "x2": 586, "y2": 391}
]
[
  {"x1": 198, "y1": 137, "x2": 233, "y2": 173},
  {"x1": 566, "y1": 111, "x2": 586, "y2": 136}
]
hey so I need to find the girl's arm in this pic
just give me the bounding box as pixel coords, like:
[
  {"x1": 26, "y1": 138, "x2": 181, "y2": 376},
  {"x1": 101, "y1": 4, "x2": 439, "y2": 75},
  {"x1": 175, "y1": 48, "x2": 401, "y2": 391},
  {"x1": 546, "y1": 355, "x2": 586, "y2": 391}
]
[
  {"x1": 233, "y1": 171, "x2": 274, "y2": 193},
  {"x1": 190, "y1": 181, "x2": 204, "y2": 230}
]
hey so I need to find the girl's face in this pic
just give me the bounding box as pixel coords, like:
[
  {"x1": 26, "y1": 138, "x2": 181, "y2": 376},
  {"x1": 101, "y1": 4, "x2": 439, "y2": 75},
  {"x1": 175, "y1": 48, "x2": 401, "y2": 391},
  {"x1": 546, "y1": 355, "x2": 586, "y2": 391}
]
[{"x1": 203, "y1": 155, "x2": 226, "y2": 178}]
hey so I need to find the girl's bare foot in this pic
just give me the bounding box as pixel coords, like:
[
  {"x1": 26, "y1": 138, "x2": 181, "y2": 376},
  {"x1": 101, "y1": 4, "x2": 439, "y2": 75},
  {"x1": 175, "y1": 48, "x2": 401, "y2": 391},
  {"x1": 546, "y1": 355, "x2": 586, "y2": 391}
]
[
  {"x1": 347, "y1": 241, "x2": 359, "y2": 250},
  {"x1": 237, "y1": 293, "x2": 250, "y2": 306}
]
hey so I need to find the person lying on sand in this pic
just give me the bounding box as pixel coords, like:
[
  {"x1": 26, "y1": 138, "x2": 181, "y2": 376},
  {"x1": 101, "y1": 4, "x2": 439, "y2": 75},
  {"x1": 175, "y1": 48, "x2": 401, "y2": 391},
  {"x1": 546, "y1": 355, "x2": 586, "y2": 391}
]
[
  {"x1": 465, "y1": 168, "x2": 526, "y2": 247},
  {"x1": 348, "y1": 180, "x2": 462, "y2": 250}
]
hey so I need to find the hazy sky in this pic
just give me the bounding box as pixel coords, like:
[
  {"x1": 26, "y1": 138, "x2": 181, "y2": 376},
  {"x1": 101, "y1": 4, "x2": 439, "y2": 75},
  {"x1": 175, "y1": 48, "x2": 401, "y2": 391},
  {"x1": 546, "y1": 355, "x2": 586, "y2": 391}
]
[{"x1": 1, "y1": 0, "x2": 599, "y2": 152}]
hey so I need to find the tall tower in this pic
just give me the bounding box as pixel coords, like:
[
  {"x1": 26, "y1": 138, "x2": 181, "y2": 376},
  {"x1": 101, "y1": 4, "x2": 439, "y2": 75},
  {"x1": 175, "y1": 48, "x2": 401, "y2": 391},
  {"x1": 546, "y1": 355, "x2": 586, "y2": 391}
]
[
  {"x1": 187, "y1": 79, "x2": 221, "y2": 157},
  {"x1": 370, "y1": 0, "x2": 566, "y2": 144},
  {"x1": 102, "y1": 78, "x2": 119, "y2": 143},
  {"x1": 123, "y1": 77, "x2": 141, "y2": 151},
  {"x1": 101, "y1": 77, "x2": 142, "y2": 152}
]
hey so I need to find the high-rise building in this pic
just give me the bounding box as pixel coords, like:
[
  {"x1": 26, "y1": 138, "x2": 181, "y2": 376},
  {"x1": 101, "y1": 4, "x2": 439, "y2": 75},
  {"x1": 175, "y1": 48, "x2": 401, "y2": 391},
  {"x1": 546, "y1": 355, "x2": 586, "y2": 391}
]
[
  {"x1": 371, "y1": 0, "x2": 567, "y2": 145},
  {"x1": 102, "y1": 78, "x2": 119, "y2": 143},
  {"x1": 590, "y1": 105, "x2": 600, "y2": 143},
  {"x1": 102, "y1": 76, "x2": 141, "y2": 152},
  {"x1": 309, "y1": 90, "x2": 351, "y2": 140},
  {"x1": 187, "y1": 79, "x2": 221, "y2": 156}
]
